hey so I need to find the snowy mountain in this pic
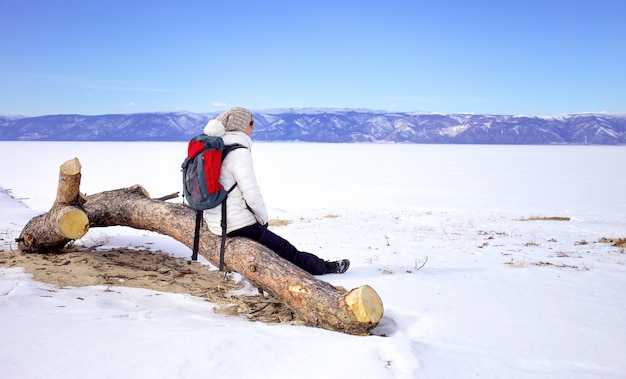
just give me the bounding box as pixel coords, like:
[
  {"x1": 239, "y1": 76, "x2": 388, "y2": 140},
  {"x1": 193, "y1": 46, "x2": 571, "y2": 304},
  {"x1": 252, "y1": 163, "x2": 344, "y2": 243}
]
[{"x1": 1, "y1": 109, "x2": 625, "y2": 144}]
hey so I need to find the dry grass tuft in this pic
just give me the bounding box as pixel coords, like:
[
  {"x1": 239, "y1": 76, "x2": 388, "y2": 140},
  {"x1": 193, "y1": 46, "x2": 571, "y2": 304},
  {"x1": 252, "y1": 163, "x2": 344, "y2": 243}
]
[
  {"x1": 599, "y1": 237, "x2": 626, "y2": 248},
  {"x1": 519, "y1": 216, "x2": 571, "y2": 222},
  {"x1": 533, "y1": 261, "x2": 580, "y2": 270},
  {"x1": 268, "y1": 218, "x2": 293, "y2": 227},
  {"x1": 504, "y1": 256, "x2": 527, "y2": 268}
]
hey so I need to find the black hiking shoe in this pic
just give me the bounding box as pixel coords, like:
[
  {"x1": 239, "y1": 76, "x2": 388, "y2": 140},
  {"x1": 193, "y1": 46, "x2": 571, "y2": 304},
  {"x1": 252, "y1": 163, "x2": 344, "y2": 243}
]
[{"x1": 325, "y1": 259, "x2": 350, "y2": 274}]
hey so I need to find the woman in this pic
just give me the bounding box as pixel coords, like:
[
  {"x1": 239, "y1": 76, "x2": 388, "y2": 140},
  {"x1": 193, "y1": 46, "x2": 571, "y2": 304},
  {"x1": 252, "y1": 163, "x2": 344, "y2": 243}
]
[{"x1": 202, "y1": 107, "x2": 349, "y2": 275}]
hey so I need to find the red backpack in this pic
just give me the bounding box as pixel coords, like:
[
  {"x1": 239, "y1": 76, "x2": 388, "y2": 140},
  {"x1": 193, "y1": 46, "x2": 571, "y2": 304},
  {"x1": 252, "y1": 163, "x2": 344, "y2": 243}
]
[{"x1": 181, "y1": 134, "x2": 244, "y2": 269}]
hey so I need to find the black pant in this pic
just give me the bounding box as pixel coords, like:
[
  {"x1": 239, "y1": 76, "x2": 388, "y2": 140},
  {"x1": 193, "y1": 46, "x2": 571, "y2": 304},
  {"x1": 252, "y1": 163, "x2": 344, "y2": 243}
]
[{"x1": 228, "y1": 223, "x2": 327, "y2": 275}]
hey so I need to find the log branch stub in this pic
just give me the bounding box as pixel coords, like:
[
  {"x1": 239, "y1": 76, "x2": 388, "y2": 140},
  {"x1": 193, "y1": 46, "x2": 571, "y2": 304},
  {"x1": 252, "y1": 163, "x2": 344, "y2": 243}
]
[{"x1": 55, "y1": 157, "x2": 83, "y2": 205}]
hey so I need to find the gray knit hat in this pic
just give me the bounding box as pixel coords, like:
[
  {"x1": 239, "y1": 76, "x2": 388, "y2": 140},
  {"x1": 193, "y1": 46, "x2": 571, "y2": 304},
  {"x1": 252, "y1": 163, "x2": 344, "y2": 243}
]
[{"x1": 217, "y1": 107, "x2": 252, "y2": 132}]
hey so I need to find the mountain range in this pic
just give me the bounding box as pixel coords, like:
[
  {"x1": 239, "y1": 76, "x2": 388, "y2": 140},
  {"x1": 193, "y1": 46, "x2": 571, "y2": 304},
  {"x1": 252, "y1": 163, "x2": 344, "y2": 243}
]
[{"x1": 1, "y1": 109, "x2": 625, "y2": 144}]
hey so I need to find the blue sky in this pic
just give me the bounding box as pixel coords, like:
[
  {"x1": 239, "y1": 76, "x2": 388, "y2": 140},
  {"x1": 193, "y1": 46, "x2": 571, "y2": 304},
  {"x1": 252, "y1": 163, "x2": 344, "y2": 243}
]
[{"x1": 1, "y1": 0, "x2": 624, "y2": 116}]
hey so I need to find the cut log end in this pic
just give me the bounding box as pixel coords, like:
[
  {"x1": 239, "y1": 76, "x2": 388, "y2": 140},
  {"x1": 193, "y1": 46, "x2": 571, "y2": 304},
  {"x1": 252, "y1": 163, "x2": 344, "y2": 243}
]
[
  {"x1": 60, "y1": 158, "x2": 82, "y2": 176},
  {"x1": 344, "y1": 285, "x2": 384, "y2": 324},
  {"x1": 58, "y1": 208, "x2": 89, "y2": 239}
]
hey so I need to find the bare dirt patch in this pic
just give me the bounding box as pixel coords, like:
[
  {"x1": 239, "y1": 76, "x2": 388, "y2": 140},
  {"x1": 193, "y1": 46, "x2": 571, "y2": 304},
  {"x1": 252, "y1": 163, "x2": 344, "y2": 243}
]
[{"x1": 0, "y1": 247, "x2": 301, "y2": 325}]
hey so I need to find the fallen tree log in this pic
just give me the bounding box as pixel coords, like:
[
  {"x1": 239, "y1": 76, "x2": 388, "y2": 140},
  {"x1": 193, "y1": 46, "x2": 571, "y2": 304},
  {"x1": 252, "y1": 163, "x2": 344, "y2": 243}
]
[{"x1": 17, "y1": 158, "x2": 384, "y2": 335}]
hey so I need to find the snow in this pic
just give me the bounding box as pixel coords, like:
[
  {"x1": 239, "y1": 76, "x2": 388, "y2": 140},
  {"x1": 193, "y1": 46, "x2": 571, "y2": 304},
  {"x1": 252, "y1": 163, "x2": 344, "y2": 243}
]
[{"x1": 1, "y1": 141, "x2": 626, "y2": 379}]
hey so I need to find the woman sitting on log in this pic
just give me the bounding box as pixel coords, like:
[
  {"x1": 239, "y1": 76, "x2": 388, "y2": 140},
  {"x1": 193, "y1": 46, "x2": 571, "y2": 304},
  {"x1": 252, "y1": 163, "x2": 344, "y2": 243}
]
[{"x1": 202, "y1": 107, "x2": 349, "y2": 275}]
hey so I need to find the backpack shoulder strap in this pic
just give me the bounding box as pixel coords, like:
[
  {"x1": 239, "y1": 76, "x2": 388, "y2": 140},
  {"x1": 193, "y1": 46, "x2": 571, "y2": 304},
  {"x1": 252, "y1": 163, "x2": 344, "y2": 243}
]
[
  {"x1": 221, "y1": 143, "x2": 247, "y2": 161},
  {"x1": 221, "y1": 143, "x2": 246, "y2": 192}
]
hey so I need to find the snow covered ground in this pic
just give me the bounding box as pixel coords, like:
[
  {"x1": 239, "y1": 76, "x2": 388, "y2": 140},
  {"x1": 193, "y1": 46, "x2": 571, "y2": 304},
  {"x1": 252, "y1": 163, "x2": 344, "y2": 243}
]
[{"x1": 1, "y1": 141, "x2": 625, "y2": 379}]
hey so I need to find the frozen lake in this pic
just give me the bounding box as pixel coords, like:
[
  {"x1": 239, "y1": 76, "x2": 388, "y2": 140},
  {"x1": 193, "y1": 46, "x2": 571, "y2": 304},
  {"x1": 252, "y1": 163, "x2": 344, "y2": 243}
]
[{"x1": 1, "y1": 142, "x2": 624, "y2": 219}]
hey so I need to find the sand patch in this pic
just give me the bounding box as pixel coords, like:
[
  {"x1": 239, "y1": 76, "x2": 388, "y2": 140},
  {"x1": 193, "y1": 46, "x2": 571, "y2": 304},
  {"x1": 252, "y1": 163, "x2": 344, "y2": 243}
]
[{"x1": 0, "y1": 246, "x2": 300, "y2": 325}]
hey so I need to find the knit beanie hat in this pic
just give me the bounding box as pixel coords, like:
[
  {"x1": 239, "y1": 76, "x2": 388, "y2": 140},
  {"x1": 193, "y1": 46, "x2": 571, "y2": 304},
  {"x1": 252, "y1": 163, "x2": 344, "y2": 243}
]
[{"x1": 217, "y1": 107, "x2": 252, "y2": 132}]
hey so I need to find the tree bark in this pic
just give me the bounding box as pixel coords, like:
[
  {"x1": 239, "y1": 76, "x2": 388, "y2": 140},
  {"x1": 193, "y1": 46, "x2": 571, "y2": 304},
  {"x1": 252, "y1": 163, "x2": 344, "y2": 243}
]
[{"x1": 17, "y1": 158, "x2": 384, "y2": 335}]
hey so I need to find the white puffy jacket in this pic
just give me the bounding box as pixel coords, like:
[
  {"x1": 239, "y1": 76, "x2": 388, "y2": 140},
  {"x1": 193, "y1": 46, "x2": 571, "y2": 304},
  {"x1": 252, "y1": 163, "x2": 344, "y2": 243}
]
[{"x1": 202, "y1": 131, "x2": 268, "y2": 234}]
